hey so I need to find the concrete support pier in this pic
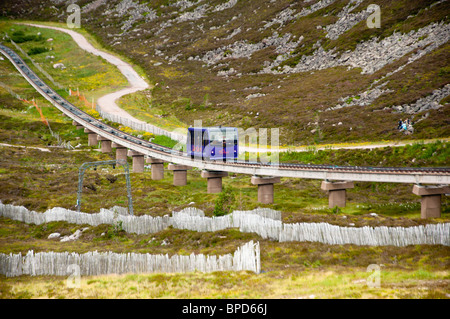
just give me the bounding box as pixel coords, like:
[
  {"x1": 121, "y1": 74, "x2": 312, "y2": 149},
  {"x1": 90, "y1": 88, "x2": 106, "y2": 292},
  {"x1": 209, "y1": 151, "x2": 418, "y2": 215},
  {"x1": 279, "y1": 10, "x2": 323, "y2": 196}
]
[
  {"x1": 168, "y1": 164, "x2": 192, "y2": 186},
  {"x1": 146, "y1": 157, "x2": 165, "y2": 180},
  {"x1": 201, "y1": 170, "x2": 228, "y2": 193},
  {"x1": 97, "y1": 135, "x2": 112, "y2": 153},
  {"x1": 251, "y1": 176, "x2": 281, "y2": 204},
  {"x1": 412, "y1": 184, "x2": 450, "y2": 219},
  {"x1": 72, "y1": 120, "x2": 84, "y2": 130},
  {"x1": 84, "y1": 128, "x2": 98, "y2": 146},
  {"x1": 112, "y1": 142, "x2": 128, "y2": 163},
  {"x1": 128, "y1": 150, "x2": 145, "y2": 173},
  {"x1": 321, "y1": 181, "x2": 354, "y2": 208}
]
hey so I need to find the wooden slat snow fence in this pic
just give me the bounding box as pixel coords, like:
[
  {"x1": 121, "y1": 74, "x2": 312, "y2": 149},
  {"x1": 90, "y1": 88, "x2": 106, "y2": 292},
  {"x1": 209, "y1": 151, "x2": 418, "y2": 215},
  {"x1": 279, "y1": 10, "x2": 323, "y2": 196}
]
[
  {"x1": 0, "y1": 241, "x2": 260, "y2": 277},
  {"x1": 96, "y1": 105, "x2": 186, "y2": 143},
  {"x1": 0, "y1": 202, "x2": 448, "y2": 246}
]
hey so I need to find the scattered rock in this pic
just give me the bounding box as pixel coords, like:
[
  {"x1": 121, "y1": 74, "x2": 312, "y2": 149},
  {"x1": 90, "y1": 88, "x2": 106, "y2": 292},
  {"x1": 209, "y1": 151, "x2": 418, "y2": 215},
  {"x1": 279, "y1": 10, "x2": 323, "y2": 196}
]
[
  {"x1": 325, "y1": 0, "x2": 368, "y2": 40},
  {"x1": 60, "y1": 229, "x2": 82, "y2": 242},
  {"x1": 195, "y1": 32, "x2": 301, "y2": 68},
  {"x1": 103, "y1": 0, "x2": 157, "y2": 32},
  {"x1": 390, "y1": 84, "x2": 450, "y2": 114},
  {"x1": 60, "y1": 227, "x2": 89, "y2": 242},
  {"x1": 246, "y1": 93, "x2": 266, "y2": 100},
  {"x1": 48, "y1": 232, "x2": 60, "y2": 239},
  {"x1": 327, "y1": 82, "x2": 393, "y2": 111},
  {"x1": 213, "y1": 0, "x2": 237, "y2": 12},
  {"x1": 53, "y1": 63, "x2": 66, "y2": 70},
  {"x1": 270, "y1": 22, "x2": 450, "y2": 76}
]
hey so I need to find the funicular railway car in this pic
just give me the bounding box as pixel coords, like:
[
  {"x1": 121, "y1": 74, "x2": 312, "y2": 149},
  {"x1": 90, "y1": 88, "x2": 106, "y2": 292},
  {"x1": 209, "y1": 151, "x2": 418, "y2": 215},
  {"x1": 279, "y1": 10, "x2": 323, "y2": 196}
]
[{"x1": 187, "y1": 127, "x2": 239, "y2": 161}]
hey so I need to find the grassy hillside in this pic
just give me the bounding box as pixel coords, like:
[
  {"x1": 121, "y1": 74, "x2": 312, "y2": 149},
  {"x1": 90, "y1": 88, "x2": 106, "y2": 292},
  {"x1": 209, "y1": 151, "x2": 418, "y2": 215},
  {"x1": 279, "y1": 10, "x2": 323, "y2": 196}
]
[
  {"x1": 0, "y1": 1, "x2": 449, "y2": 299},
  {"x1": 1, "y1": 0, "x2": 448, "y2": 145}
]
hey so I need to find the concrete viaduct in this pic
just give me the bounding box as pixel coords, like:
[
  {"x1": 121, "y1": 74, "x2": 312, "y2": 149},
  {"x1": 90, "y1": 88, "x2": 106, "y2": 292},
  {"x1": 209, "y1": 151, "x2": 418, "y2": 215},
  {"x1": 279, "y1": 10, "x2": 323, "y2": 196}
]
[{"x1": 1, "y1": 44, "x2": 449, "y2": 219}]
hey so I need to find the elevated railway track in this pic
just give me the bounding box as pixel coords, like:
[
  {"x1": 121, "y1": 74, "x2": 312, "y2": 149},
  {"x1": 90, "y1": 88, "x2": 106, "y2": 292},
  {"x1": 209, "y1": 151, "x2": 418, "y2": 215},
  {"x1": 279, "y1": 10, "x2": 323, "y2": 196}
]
[{"x1": 1, "y1": 43, "x2": 449, "y2": 217}]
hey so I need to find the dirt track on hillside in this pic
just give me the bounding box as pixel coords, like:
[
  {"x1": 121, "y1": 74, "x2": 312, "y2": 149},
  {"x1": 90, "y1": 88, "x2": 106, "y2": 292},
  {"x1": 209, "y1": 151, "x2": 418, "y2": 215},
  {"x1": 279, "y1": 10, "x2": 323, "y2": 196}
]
[{"x1": 22, "y1": 23, "x2": 149, "y2": 122}]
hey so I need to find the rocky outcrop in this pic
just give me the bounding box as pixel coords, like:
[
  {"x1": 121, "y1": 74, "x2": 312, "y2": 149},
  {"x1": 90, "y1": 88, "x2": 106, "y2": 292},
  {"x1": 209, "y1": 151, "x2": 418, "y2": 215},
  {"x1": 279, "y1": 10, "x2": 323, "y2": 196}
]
[
  {"x1": 327, "y1": 82, "x2": 393, "y2": 111},
  {"x1": 60, "y1": 227, "x2": 89, "y2": 242},
  {"x1": 103, "y1": 0, "x2": 157, "y2": 32},
  {"x1": 213, "y1": 0, "x2": 238, "y2": 12},
  {"x1": 176, "y1": 3, "x2": 210, "y2": 22},
  {"x1": 81, "y1": 0, "x2": 107, "y2": 13},
  {"x1": 325, "y1": 0, "x2": 368, "y2": 40},
  {"x1": 296, "y1": 0, "x2": 337, "y2": 18},
  {"x1": 274, "y1": 21, "x2": 450, "y2": 75},
  {"x1": 390, "y1": 84, "x2": 450, "y2": 114},
  {"x1": 193, "y1": 32, "x2": 301, "y2": 70},
  {"x1": 261, "y1": 7, "x2": 297, "y2": 30}
]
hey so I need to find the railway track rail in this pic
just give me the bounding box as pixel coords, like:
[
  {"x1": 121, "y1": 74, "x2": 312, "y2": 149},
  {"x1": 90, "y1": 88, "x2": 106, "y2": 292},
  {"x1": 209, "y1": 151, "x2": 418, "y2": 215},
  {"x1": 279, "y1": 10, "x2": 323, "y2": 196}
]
[{"x1": 1, "y1": 43, "x2": 449, "y2": 185}]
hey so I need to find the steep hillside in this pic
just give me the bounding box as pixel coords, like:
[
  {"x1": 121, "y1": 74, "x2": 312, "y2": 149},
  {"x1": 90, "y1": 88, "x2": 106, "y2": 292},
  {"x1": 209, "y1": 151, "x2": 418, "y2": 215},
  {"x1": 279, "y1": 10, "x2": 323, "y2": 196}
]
[{"x1": 1, "y1": 0, "x2": 449, "y2": 145}]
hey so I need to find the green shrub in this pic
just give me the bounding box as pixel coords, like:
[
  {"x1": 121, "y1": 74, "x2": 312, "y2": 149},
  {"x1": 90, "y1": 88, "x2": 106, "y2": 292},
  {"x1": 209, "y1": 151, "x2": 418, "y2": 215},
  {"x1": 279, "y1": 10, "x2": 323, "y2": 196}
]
[
  {"x1": 152, "y1": 135, "x2": 178, "y2": 148},
  {"x1": 11, "y1": 30, "x2": 44, "y2": 43},
  {"x1": 27, "y1": 46, "x2": 48, "y2": 55},
  {"x1": 106, "y1": 219, "x2": 125, "y2": 238},
  {"x1": 213, "y1": 186, "x2": 236, "y2": 216}
]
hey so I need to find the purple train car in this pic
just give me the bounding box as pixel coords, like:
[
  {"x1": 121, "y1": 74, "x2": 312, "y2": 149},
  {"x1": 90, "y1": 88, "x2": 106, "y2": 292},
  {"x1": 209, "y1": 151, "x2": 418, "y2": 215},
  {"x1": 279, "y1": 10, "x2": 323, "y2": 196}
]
[{"x1": 187, "y1": 127, "x2": 239, "y2": 161}]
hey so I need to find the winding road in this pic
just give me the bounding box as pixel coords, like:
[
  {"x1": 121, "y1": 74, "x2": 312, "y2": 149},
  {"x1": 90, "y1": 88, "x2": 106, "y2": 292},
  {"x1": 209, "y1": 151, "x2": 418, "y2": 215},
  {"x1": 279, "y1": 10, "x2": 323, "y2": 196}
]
[{"x1": 22, "y1": 23, "x2": 150, "y2": 124}]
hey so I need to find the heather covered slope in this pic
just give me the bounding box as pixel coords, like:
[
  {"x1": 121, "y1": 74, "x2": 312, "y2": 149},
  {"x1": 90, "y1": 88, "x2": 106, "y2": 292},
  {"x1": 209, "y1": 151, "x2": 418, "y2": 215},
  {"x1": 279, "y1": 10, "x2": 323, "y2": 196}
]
[{"x1": 1, "y1": 0, "x2": 449, "y2": 145}]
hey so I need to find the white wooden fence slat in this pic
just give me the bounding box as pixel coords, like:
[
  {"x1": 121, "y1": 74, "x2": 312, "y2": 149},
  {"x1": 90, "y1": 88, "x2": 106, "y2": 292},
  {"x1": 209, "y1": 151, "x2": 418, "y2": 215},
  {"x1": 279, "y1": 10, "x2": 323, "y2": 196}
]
[{"x1": 0, "y1": 202, "x2": 448, "y2": 247}]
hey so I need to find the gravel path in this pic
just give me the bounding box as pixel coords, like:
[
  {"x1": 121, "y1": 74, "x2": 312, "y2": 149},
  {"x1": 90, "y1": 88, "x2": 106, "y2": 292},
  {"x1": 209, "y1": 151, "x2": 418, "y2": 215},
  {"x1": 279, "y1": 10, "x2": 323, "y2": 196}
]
[
  {"x1": 0, "y1": 142, "x2": 51, "y2": 152},
  {"x1": 21, "y1": 23, "x2": 149, "y2": 122}
]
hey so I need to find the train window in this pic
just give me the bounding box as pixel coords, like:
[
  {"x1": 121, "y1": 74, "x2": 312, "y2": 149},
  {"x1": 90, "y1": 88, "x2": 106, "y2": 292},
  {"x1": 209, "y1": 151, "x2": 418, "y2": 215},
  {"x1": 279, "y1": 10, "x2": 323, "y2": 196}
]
[
  {"x1": 209, "y1": 130, "x2": 220, "y2": 143},
  {"x1": 202, "y1": 130, "x2": 208, "y2": 149}
]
